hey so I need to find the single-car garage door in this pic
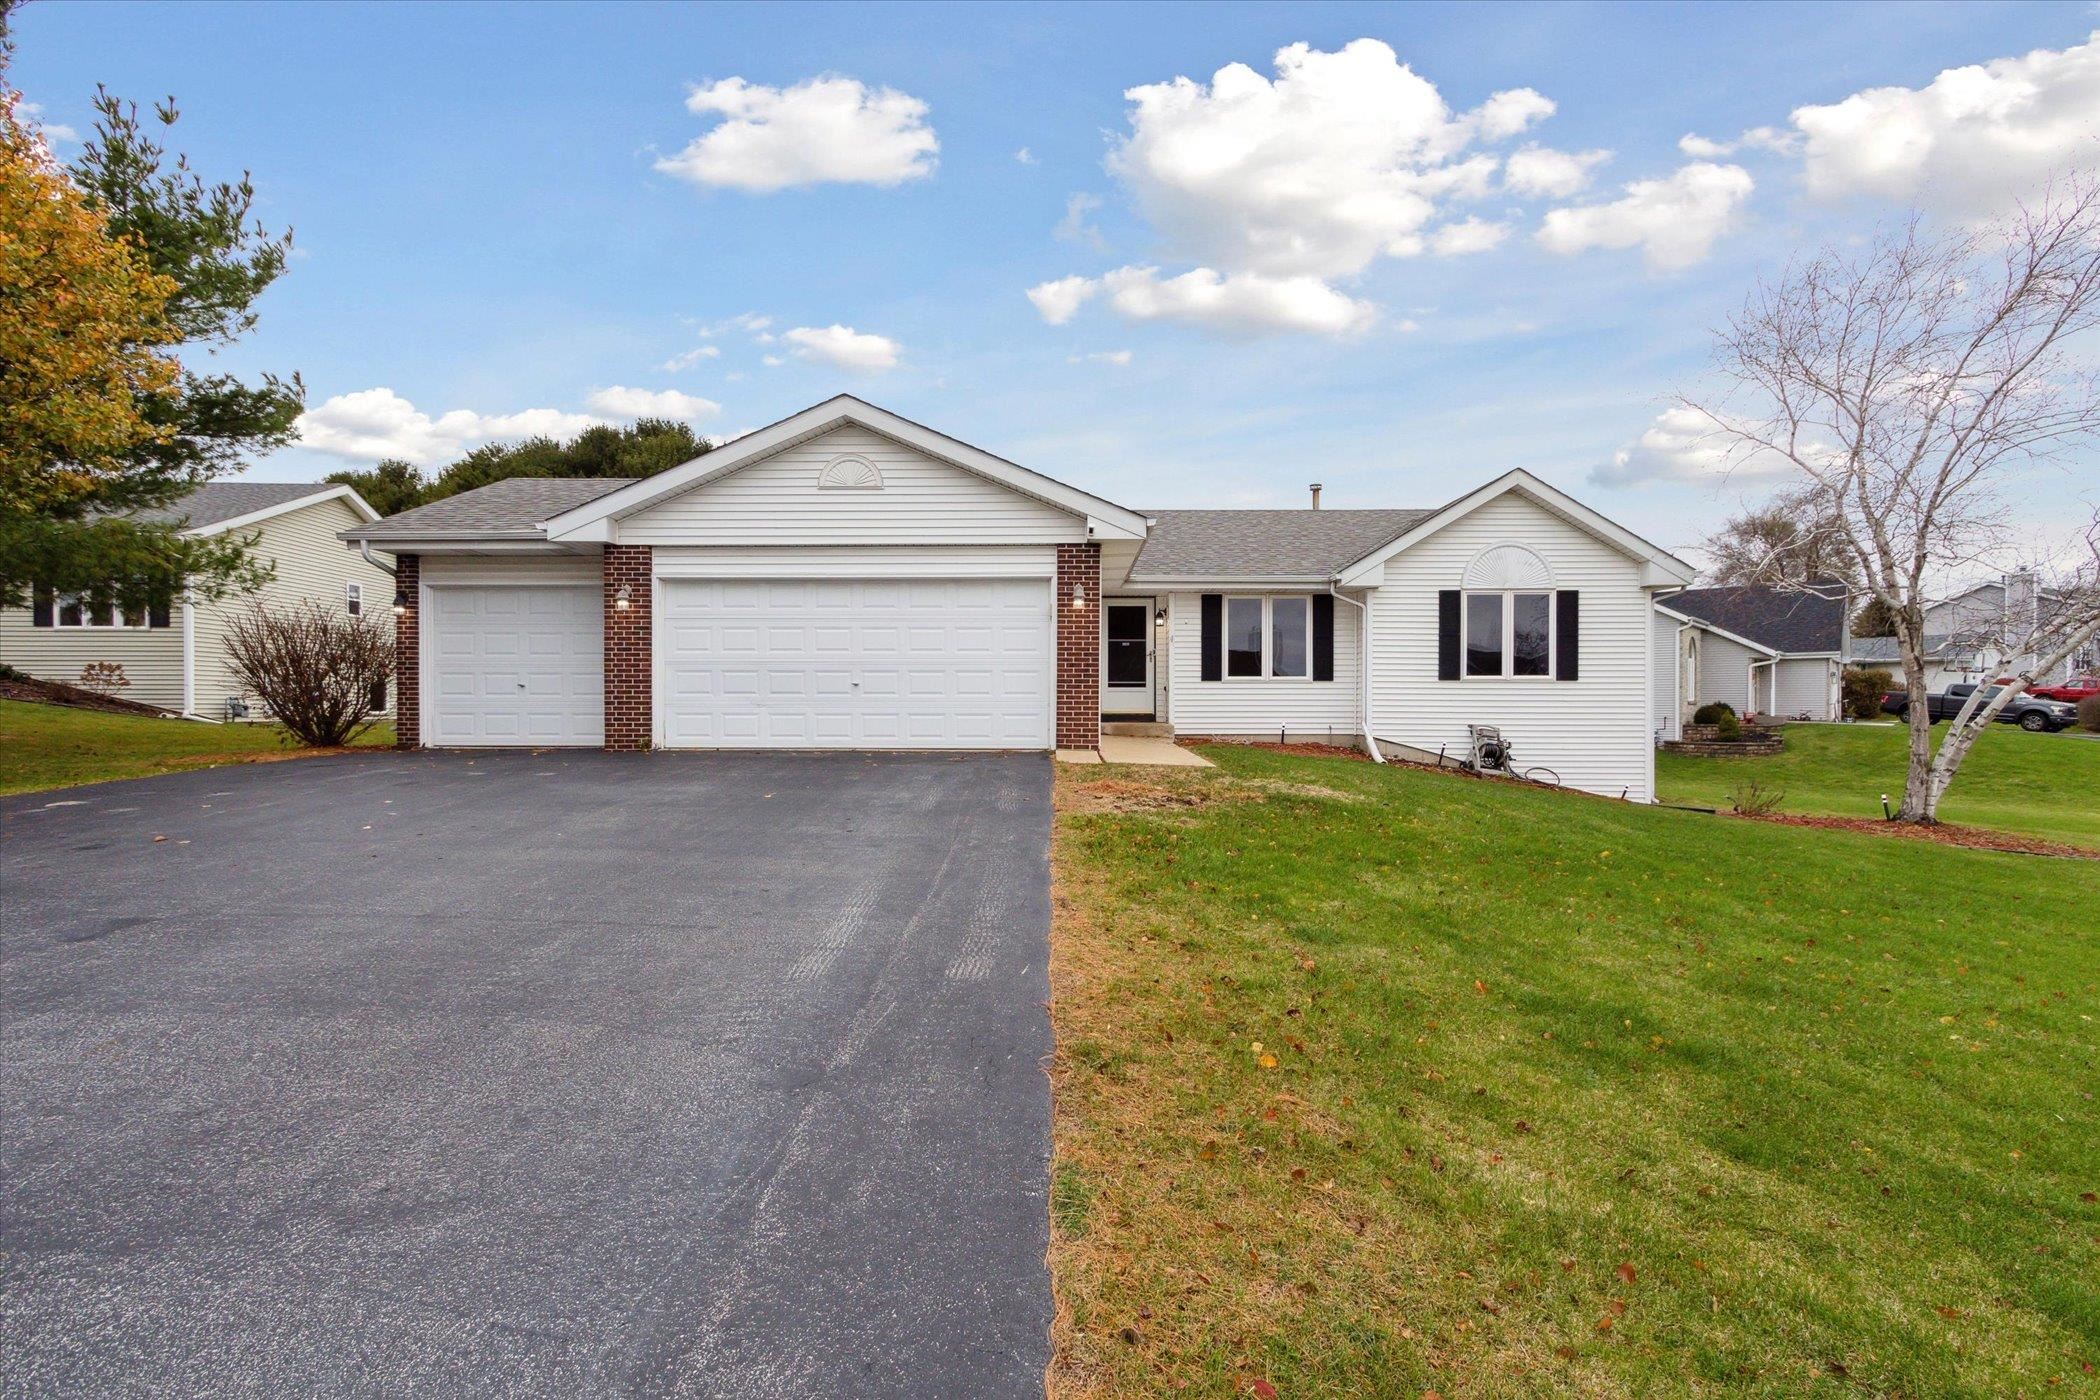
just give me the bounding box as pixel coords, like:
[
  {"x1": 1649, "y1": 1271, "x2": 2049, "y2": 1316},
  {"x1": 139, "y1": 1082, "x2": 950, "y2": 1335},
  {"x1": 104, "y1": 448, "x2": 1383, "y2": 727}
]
[
  {"x1": 659, "y1": 577, "x2": 1052, "y2": 749},
  {"x1": 426, "y1": 585, "x2": 603, "y2": 746}
]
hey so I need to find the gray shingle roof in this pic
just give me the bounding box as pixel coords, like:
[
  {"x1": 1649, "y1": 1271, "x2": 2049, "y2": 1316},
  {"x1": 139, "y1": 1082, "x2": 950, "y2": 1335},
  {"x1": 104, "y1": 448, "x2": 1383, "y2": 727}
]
[
  {"x1": 343, "y1": 477, "x2": 637, "y2": 540},
  {"x1": 1849, "y1": 634, "x2": 1962, "y2": 663},
  {"x1": 134, "y1": 482, "x2": 346, "y2": 530},
  {"x1": 1130, "y1": 509, "x2": 1433, "y2": 580},
  {"x1": 1659, "y1": 579, "x2": 1848, "y2": 654}
]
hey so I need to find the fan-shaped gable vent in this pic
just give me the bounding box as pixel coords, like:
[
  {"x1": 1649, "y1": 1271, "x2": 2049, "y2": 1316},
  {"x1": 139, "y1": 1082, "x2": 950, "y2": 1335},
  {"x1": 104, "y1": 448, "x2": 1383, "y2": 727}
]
[
  {"x1": 817, "y1": 454, "x2": 883, "y2": 491},
  {"x1": 1462, "y1": 544, "x2": 1553, "y2": 590}
]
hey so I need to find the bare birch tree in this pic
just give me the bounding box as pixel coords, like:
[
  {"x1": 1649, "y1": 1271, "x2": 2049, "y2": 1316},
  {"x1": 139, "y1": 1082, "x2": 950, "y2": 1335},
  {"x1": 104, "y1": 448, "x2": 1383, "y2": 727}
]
[{"x1": 1690, "y1": 182, "x2": 2100, "y2": 823}]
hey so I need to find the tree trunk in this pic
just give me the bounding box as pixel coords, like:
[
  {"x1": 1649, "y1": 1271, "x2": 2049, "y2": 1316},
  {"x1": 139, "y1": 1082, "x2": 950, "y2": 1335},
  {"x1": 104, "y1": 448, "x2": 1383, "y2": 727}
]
[{"x1": 1896, "y1": 655, "x2": 1937, "y2": 823}]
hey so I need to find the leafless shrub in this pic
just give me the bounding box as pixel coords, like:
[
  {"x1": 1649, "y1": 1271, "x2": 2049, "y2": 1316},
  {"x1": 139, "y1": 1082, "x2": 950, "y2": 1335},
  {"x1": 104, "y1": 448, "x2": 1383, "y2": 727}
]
[
  {"x1": 77, "y1": 661, "x2": 130, "y2": 697},
  {"x1": 224, "y1": 601, "x2": 392, "y2": 747},
  {"x1": 1729, "y1": 779, "x2": 1785, "y2": 817}
]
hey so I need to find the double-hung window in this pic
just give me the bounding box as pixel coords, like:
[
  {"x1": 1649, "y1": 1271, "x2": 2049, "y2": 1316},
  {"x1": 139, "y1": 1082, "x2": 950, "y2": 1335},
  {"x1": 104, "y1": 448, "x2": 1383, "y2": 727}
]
[
  {"x1": 52, "y1": 595, "x2": 150, "y2": 629},
  {"x1": 1224, "y1": 596, "x2": 1311, "y2": 679},
  {"x1": 1464, "y1": 590, "x2": 1553, "y2": 678},
  {"x1": 345, "y1": 582, "x2": 363, "y2": 616}
]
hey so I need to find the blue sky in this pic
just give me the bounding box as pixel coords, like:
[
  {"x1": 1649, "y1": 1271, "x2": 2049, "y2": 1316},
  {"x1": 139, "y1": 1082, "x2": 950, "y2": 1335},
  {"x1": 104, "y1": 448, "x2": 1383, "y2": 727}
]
[{"x1": 12, "y1": 1, "x2": 2098, "y2": 556}]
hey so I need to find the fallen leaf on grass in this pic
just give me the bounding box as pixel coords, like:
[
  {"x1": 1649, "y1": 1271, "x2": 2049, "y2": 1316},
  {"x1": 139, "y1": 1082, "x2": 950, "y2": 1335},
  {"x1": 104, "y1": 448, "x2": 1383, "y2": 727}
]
[
  {"x1": 1595, "y1": 1316, "x2": 1614, "y2": 1333},
  {"x1": 1251, "y1": 1381, "x2": 1277, "y2": 1400},
  {"x1": 1258, "y1": 1053, "x2": 1279, "y2": 1069},
  {"x1": 1616, "y1": 1262, "x2": 1637, "y2": 1285}
]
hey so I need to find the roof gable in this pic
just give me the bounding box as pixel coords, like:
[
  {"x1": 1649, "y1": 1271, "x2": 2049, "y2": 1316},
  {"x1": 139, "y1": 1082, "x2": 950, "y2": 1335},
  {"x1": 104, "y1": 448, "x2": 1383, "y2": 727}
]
[
  {"x1": 1129, "y1": 509, "x2": 1431, "y2": 582},
  {"x1": 542, "y1": 395, "x2": 1146, "y2": 543},
  {"x1": 1335, "y1": 470, "x2": 1695, "y2": 588},
  {"x1": 137, "y1": 482, "x2": 379, "y2": 535},
  {"x1": 344, "y1": 477, "x2": 635, "y2": 541}
]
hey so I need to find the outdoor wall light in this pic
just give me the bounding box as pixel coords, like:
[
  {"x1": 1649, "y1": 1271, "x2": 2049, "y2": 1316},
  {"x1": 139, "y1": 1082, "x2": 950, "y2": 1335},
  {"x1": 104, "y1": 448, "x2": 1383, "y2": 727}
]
[
  {"x1": 391, "y1": 587, "x2": 410, "y2": 617},
  {"x1": 1070, "y1": 581, "x2": 1086, "y2": 609},
  {"x1": 614, "y1": 584, "x2": 633, "y2": 612}
]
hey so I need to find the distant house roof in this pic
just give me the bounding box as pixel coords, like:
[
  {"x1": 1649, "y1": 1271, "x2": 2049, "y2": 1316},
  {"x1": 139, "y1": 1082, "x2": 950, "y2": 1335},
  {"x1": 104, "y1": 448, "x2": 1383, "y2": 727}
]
[
  {"x1": 1849, "y1": 634, "x2": 1966, "y2": 664},
  {"x1": 1129, "y1": 509, "x2": 1434, "y2": 581},
  {"x1": 134, "y1": 482, "x2": 366, "y2": 531},
  {"x1": 343, "y1": 477, "x2": 637, "y2": 541},
  {"x1": 1658, "y1": 579, "x2": 1848, "y2": 655}
]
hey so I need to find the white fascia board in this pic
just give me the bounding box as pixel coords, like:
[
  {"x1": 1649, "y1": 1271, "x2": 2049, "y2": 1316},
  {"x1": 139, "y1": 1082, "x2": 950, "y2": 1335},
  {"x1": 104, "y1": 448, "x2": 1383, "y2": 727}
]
[
  {"x1": 1335, "y1": 470, "x2": 1698, "y2": 587},
  {"x1": 188, "y1": 484, "x2": 381, "y2": 538},
  {"x1": 1653, "y1": 603, "x2": 1780, "y2": 658},
  {"x1": 540, "y1": 394, "x2": 1148, "y2": 542}
]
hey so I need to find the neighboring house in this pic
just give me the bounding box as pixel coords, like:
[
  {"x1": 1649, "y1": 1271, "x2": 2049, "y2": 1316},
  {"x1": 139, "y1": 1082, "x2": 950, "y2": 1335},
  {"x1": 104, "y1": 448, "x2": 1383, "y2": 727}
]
[
  {"x1": 344, "y1": 395, "x2": 1696, "y2": 800},
  {"x1": 1650, "y1": 579, "x2": 1848, "y2": 737},
  {"x1": 0, "y1": 483, "x2": 389, "y2": 719},
  {"x1": 1847, "y1": 573, "x2": 2095, "y2": 690}
]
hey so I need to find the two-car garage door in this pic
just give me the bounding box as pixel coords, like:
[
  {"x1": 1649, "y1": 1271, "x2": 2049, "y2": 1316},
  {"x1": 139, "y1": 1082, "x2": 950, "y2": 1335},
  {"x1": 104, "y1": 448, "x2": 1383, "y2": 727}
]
[
  {"x1": 424, "y1": 574, "x2": 1053, "y2": 749},
  {"x1": 658, "y1": 577, "x2": 1052, "y2": 749}
]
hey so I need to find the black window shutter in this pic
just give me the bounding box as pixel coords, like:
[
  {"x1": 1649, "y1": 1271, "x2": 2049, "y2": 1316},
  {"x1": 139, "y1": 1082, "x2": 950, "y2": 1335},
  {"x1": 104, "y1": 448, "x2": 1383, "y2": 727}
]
[
  {"x1": 1312, "y1": 594, "x2": 1334, "y2": 681},
  {"x1": 148, "y1": 598, "x2": 172, "y2": 629},
  {"x1": 1200, "y1": 594, "x2": 1223, "y2": 682},
  {"x1": 1437, "y1": 590, "x2": 1460, "y2": 680},
  {"x1": 1556, "y1": 590, "x2": 1579, "y2": 680},
  {"x1": 31, "y1": 587, "x2": 53, "y2": 628}
]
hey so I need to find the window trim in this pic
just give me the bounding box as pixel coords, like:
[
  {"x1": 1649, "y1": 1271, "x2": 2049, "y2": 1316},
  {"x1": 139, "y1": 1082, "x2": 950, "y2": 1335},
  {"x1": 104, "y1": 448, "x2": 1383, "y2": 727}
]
[
  {"x1": 50, "y1": 594, "x2": 152, "y2": 630},
  {"x1": 1460, "y1": 588, "x2": 1555, "y2": 680},
  {"x1": 345, "y1": 581, "x2": 363, "y2": 616},
  {"x1": 1218, "y1": 594, "x2": 1316, "y2": 682}
]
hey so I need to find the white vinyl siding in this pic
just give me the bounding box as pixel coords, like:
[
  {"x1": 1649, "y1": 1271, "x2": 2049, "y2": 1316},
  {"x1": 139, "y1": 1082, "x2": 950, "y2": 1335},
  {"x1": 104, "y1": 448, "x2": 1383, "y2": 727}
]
[
  {"x1": 1652, "y1": 610, "x2": 1682, "y2": 742},
  {"x1": 618, "y1": 425, "x2": 1087, "y2": 546},
  {"x1": 1164, "y1": 591, "x2": 1362, "y2": 742},
  {"x1": 1688, "y1": 632, "x2": 1762, "y2": 716},
  {"x1": 1368, "y1": 492, "x2": 1656, "y2": 801},
  {"x1": 0, "y1": 610, "x2": 184, "y2": 710},
  {"x1": 1773, "y1": 656, "x2": 1837, "y2": 721},
  {"x1": 418, "y1": 553, "x2": 602, "y2": 587},
  {"x1": 192, "y1": 496, "x2": 396, "y2": 719}
]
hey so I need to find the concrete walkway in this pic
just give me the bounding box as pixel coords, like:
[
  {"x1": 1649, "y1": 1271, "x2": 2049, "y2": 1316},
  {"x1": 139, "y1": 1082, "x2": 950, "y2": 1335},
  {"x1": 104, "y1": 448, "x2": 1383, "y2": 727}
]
[{"x1": 1057, "y1": 737, "x2": 1214, "y2": 768}]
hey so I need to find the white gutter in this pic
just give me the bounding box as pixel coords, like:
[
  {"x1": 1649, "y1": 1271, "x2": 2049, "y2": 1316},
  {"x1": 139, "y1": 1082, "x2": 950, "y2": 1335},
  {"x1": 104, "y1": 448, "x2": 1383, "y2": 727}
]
[
  {"x1": 1330, "y1": 583, "x2": 1382, "y2": 763},
  {"x1": 181, "y1": 600, "x2": 196, "y2": 717},
  {"x1": 359, "y1": 539, "x2": 396, "y2": 577}
]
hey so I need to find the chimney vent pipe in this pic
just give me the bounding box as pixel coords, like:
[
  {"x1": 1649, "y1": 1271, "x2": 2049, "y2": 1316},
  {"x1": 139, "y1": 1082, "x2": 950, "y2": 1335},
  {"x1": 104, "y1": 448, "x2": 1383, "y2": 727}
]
[{"x1": 1310, "y1": 483, "x2": 1323, "y2": 510}]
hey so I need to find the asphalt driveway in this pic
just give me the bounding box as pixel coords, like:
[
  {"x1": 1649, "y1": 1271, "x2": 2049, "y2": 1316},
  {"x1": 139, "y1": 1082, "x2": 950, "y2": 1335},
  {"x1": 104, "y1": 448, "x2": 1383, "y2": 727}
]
[{"x1": 0, "y1": 751, "x2": 1054, "y2": 1397}]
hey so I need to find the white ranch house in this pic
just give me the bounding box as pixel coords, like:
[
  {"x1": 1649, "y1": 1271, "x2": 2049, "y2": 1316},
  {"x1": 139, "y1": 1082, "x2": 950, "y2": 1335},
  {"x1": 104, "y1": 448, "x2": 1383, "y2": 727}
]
[{"x1": 341, "y1": 396, "x2": 1697, "y2": 801}]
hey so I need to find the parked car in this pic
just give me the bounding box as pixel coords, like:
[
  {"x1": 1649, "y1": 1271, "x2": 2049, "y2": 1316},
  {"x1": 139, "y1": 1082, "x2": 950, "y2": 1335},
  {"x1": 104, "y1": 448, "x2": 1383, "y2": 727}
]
[
  {"x1": 1881, "y1": 682, "x2": 2080, "y2": 731},
  {"x1": 1995, "y1": 674, "x2": 2099, "y2": 704}
]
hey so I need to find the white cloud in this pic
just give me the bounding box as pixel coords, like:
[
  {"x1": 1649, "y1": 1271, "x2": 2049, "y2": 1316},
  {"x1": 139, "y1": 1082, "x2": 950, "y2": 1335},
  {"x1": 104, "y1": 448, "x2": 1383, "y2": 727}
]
[
  {"x1": 17, "y1": 101, "x2": 77, "y2": 144},
  {"x1": 1055, "y1": 192, "x2": 1105, "y2": 248},
  {"x1": 1591, "y1": 406, "x2": 1806, "y2": 487},
  {"x1": 782, "y1": 324, "x2": 900, "y2": 371},
  {"x1": 1099, "y1": 266, "x2": 1377, "y2": 336},
  {"x1": 1429, "y1": 217, "x2": 1509, "y2": 255},
  {"x1": 1536, "y1": 162, "x2": 1754, "y2": 270},
  {"x1": 1503, "y1": 144, "x2": 1611, "y2": 198},
  {"x1": 1014, "y1": 146, "x2": 1037, "y2": 165},
  {"x1": 293, "y1": 389, "x2": 602, "y2": 467},
  {"x1": 1676, "y1": 127, "x2": 1797, "y2": 160},
  {"x1": 1068, "y1": 349, "x2": 1134, "y2": 366},
  {"x1": 1106, "y1": 39, "x2": 1543, "y2": 281},
  {"x1": 584, "y1": 386, "x2": 722, "y2": 421},
  {"x1": 1027, "y1": 274, "x2": 1098, "y2": 326},
  {"x1": 761, "y1": 355, "x2": 785, "y2": 367},
  {"x1": 654, "y1": 75, "x2": 938, "y2": 192},
  {"x1": 659, "y1": 345, "x2": 722, "y2": 371},
  {"x1": 1786, "y1": 32, "x2": 2100, "y2": 216}
]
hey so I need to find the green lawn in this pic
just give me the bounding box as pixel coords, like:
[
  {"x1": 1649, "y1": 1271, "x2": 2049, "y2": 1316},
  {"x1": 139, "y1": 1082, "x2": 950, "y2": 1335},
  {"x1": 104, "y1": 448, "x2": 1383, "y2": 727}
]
[
  {"x1": 1657, "y1": 722, "x2": 2100, "y2": 851},
  {"x1": 1050, "y1": 746, "x2": 2099, "y2": 1397},
  {"x1": 0, "y1": 699, "x2": 393, "y2": 796}
]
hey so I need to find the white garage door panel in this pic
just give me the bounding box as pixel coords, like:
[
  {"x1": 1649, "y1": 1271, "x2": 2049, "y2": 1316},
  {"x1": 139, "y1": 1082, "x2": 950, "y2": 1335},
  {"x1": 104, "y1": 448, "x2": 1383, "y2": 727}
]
[
  {"x1": 661, "y1": 578, "x2": 1051, "y2": 749},
  {"x1": 427, "y1": 586, "x2": 603, "y2": 746}
]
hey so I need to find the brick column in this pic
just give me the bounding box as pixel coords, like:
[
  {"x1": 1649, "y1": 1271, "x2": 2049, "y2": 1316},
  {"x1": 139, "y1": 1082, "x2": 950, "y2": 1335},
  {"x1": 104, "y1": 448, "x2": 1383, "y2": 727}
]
[
  {"x1": 1056, "y1": 542, "x2": 1101, "y2": 749},
  {"x1": 393, "y1": 553, "x2": 419, "y2": 749},
  {"x1": 603, "y1": 545, "x2": 652, "y2": 751}
]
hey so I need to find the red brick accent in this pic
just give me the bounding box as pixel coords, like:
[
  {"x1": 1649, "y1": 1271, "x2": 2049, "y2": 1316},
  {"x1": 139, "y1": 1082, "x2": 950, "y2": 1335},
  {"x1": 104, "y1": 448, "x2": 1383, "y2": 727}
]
[
  {"x1": 603, "y1": 545, "x2": 652, "y2": 751},
  {"x1": 393, "y1": 553, "x2": 419, "y2": 749},
  {"x1": 1056, "y1": 542, "x2": 1101, "y2": 749}
]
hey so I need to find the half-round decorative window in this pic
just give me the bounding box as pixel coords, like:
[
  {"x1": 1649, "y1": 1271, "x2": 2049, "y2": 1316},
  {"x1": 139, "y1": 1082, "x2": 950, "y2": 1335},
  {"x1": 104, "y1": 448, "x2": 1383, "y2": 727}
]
[
  {"x1": 1461, "y1": 544, "x2": 1553, "y2": 590},
  {"x1": 817, "y1": 454, "x2": 883, "y2": 491}
]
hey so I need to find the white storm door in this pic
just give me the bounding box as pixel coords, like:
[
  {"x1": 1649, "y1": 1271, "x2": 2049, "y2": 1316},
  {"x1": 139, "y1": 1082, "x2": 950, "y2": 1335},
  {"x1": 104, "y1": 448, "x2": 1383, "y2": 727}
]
[
  {"x1": 659, "y1": 577, "x2": 1052, "y2": 749},
  {"x1": 426, "y1": 585, "x2": 603, "y2": 746}
]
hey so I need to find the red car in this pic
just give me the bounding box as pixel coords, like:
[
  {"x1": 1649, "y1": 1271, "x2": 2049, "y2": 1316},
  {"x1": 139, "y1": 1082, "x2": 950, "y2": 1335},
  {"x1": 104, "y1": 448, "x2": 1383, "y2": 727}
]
[{"x1": 1996, "y1": 674, "x2": 2099, "y2": 704}]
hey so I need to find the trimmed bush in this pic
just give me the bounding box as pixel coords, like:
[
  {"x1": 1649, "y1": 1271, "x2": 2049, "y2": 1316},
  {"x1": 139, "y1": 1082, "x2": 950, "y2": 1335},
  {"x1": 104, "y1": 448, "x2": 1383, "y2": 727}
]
[
  {"x1": 2080, "y1": 694, "x2": 2100, "y2": 733},
  {"x1": 1715, "y1": 710, "x2": 1743, "y2": 741},
  {"x1": 1842, "y1": 666, "x2": 1894, "y2": 720},
  {"x1": 1692, "y1": 701, "x2": 1737, "y2": 726}
]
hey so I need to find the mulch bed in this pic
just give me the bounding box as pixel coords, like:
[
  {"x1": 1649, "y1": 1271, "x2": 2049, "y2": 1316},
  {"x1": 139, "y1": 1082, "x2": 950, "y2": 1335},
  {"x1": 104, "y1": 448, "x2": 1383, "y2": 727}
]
[
  {"x1": 0, "y1": 675, "x2": 176, "y2": 717},
  {"x1": 1746, "y1": 811, "x2": 2099, "y2": 860},
  {"x1": 1182, "y1": 738, "x2": 1372, "y2": 762}
]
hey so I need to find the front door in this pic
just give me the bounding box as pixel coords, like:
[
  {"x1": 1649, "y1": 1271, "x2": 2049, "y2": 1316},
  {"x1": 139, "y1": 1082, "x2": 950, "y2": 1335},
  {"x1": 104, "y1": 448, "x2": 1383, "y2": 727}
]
[{"x1": 1102, "y1": 600, "x2": 1154, "y2": 717}]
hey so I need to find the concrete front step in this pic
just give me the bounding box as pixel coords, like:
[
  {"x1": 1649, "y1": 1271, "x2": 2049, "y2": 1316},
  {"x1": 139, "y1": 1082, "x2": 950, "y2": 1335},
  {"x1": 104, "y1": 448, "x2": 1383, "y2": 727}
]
[{"x1": 1102, "y1": 720, "x2": 1173, "y2": 738}]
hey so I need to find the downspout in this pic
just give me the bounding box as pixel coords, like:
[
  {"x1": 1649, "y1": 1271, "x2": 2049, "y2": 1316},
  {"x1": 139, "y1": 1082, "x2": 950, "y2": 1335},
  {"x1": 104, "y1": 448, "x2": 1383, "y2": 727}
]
[
  {"x1": 181, "y1": 600, "x2": 197, "y2": 718},
  {"x1": 1330, "y1": 583, "x2": 1382, "y2": 762},
  {"x1": 1672, "y1": 620, "x2": 1692, "y2": 741},
  {"x1": 360, "y1": 539, "x2": 396, "y2": 577}
]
